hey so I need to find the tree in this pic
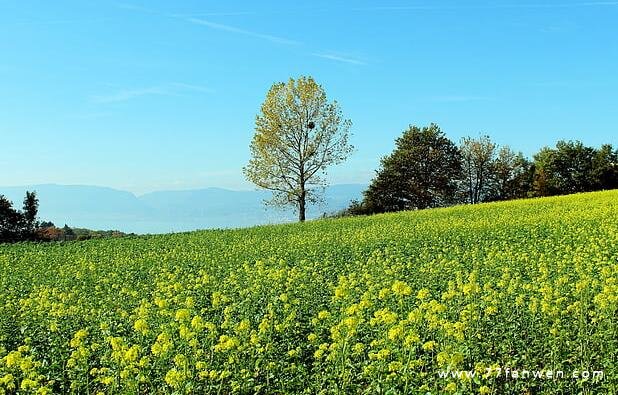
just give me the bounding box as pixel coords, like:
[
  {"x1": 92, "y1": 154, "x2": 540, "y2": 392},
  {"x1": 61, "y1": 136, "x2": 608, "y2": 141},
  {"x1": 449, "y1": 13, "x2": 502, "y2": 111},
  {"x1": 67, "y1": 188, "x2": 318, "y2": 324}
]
[
  {"x1": 489, "y1": 146, "x2": 534, "y2": 201},
  {"x1": 244, "y1": 76, "x2": 353, "y2": 222},
  {"x1": 0, "y1": 195, "x2": 23, "y2": 243},
  {"x1": 22, "y1": 191, "x2": 39, "y2": 240},
  {"x1": 460, "y1": 135, "x2": 497, "y2": 204},
  {"x1": 62, "y1": 225, "x2": 76, "y2": 241},
  {"x1": 532, "y1": 141, "x2": 596, "y2": 196},
  {"x1": 531, "y1": 147, "x2": 554, "y2": 196},
  {"x1": 591, "y1": 144, "x2": 618, "y2": 190},
  {"x1": 362, "y1": 124, "x2": 462, "y2": 212}
]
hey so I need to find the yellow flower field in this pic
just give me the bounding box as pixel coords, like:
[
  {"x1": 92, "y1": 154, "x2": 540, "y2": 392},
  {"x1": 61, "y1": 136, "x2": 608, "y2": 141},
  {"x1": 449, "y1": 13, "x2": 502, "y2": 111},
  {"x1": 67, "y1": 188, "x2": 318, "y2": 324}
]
[{"x1": 1, "y1": 191, "x2": 616, "y2": 394}]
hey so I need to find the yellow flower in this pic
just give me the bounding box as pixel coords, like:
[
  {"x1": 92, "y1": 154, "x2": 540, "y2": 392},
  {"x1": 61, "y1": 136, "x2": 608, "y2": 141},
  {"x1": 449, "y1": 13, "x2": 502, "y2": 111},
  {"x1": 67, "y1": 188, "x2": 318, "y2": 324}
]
[
  {"x1": 444, "y1": 382, "x2": 457, "y2": 392},
  {"x1": 387, "y1": 326, "x2": 403, "y2": 341},
  {"x1": 191, "y1": 315, "x2": 204, "y2": 330},
  {"x1": 165, "y1": 368, "x2": 185, "y2": 388},
  {"x1": 124, "y1": 345, "x2": 139, "y2": 362},
  {"x1": 376, "y1": 348, "x2": 390, "y2": 360},
  {"x1": 175, "y1": 308, "x2": 190, "y2": 322},
  {"x1": 416, "y1": 288, "x2": 430, "y2": 300},
  {"x1": 352, "y1": 342, "x2": 365, "y2": 354},
  {"x1": 20, "y1": 379, "x2": 38, "y2": 391},
  {"x1": 422, "y1": 341, "x2": 436, "y2": 351},
  {"x1": 70, "y1": 329, "x2": 88, "y2": 348},
  {"x1": 236, "y1": 319, "x2": 250, "y2": 332},
  {"x1": 133, "y1": 318, "x2": 149, "y2": 334},
  {"x1": 5, "y1": 351, "x2": 21, "y2": 368},
  {"x1": 392, "y1": 280, "x2": 412, "y2": 296}
]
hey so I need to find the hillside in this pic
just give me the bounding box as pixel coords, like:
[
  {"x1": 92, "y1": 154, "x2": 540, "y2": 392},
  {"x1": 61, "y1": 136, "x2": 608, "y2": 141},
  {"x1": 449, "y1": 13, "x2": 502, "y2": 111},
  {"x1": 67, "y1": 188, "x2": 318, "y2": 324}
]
[{"x1": 0, "y1": 191, "x2": 616, "y2": 394}]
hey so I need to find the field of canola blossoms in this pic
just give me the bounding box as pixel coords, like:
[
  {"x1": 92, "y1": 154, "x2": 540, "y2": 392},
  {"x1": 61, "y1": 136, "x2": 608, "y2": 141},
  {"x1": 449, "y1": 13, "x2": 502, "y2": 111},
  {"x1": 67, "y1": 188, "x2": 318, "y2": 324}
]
[{"x1": 0, "y1": 190, "x2": 617, "y2": 394}]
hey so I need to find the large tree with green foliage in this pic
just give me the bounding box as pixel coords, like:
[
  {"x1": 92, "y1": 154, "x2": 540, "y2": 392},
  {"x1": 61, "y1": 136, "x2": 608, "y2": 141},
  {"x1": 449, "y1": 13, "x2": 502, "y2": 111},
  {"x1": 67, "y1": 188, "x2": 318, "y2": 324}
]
[
  {"x1": 489, "y1": 146, "x2": 534, "y2": 201},
  {"x1": 362, "y1": 124, "x2": 462, "y2": 212},
  {"x1": 244, "y1": 76, "x2": 353, "y2": 222},
  {"x1": 532, "y1": 140, "x2": 596, "y2": 196},
  {"x1": 460, "y1": 135, "x2": 497, "y2": 204}
]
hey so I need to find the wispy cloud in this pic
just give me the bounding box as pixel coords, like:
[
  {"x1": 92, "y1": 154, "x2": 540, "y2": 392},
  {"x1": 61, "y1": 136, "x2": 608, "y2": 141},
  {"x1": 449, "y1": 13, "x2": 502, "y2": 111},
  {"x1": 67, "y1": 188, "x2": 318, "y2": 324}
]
[
  {"x1": 91, "y1": 83, "x2": 213, "y2": 103},
  {"x1": 8, "y1": 18, "x2": 109, "y2": 27},
  {"x1": 312, "y1": 52, "x2": 367, "y2": 65},
  {"x1": 92, "y1": 87, "x2": 168, "y2": 103},
  {"x1": 430, "y1": 95, "x2": 492, "y2": 103},
  {"x1": 116, "y1": 4, "x2": 365, "y2": 63},
  {"x1": 353, "y1": 2, "x2": 618, "y2": 11},
  {"x1": 185, "y1": 18, "x2": 300, "y2": 45},
  {"x1": 167, "y1": 82, "x2": 214, "y2": 93},
  {"x1": 65, "y1": 112, "x2": 114, "y2": 120},
  {"x1": 114, "y1": 3, "x2": 160, "y2": 14},
  {"x1": 171, "y1": 11, "x2": 255, "y2": 17}
]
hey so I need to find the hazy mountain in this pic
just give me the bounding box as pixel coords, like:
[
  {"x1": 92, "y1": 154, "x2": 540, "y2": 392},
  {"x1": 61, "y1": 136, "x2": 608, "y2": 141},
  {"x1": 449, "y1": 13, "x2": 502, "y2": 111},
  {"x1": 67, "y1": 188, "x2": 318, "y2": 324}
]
[{"x1": 0, "y1": 184, "x2": 365, "y2": 234}]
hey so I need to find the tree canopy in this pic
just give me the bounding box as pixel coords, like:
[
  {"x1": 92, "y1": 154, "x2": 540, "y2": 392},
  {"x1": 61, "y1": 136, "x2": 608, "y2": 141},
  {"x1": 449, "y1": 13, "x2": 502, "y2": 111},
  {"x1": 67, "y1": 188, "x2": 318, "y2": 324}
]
[
  {"x1": 0, "y1": 191, "x2": 39, "y2": 243},
  {"x1": 362, "y1": 124, "x2": 462, "y2": 212},
  {"x1": 244, "y1": 76, "x2": 353, "y2": 221},
  {"x1": 345, "y1": 129, "x2": 616, "y2": 217}
]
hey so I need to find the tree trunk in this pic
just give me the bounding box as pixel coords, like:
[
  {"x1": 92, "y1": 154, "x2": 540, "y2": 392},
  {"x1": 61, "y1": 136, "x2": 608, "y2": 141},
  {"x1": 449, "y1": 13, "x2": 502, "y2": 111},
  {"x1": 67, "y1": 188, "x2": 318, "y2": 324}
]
[{"x1": 298, "y1": 189, "x2": 306, "y2": 222}]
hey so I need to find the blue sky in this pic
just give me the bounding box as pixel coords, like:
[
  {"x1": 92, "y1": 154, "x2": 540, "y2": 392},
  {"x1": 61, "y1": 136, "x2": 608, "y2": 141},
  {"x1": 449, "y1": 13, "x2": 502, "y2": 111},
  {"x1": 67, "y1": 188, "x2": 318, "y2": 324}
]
[{"x1": 1, "y1": 0, "x2": 617, "y2": 194}]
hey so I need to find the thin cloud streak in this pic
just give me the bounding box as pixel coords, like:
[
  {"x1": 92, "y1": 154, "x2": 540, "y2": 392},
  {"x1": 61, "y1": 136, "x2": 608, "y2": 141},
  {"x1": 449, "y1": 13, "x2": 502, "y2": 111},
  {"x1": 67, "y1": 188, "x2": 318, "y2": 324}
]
[
  {"x1": 91, "y1": 83, "x2": 213, "y2": 103},
  {"x1": 115, "y1": 3, "x2": 296, "y2": 45},
  {"x1": 353, "y1": 2, "x2": 618, "y2": 11},
  {"x1": 116, "y1": 4, "x2": 362, "y2": 63},
  {"x1": 430, "y1": 95, "x2": 492, "y2": 103},
  {"x1": 171, "y1": 12, "x2": 255, "y2": 17},
  {"x1": 312, "y1": 53, "x2": 367, "y2": 65},
  {"x1": 186, "y1": 18, "x2": 300, "y2": 45},
  {"x1": 8, "y1": 18, "x2": 110, "y2": 27}
]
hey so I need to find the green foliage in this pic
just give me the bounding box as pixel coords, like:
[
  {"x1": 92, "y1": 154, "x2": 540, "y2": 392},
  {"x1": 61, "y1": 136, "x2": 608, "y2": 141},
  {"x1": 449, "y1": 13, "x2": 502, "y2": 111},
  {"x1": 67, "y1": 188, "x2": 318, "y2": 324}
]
[
  {"x1": 244, "y1": 76, "x2": 353, "y2": 221},
  {"x1": 591, "y1": 144, "x2": 618, "y2": 190},
  {"x1": 532, "y1": 141, "x2": 597, "y2": 196},
  {"x1": 346, "y1": 133, "x2": 614, "y2": 217},
  {"x1": 362, "y1": 124, "x2": 462, "y2": 213},
  {"x1": 0, "y1": 191, "x2": 39, "y2": 243},
  {"x1": 460, "y1": 135, "x2": 497, "y2": 204},
  {"x1": 488, "y1": 146, "x2": 534, "y2": 201},
  {"x1": 0, "y1": 191, "x2": 616, "y2": 394},
  {"x1": 531, "y1": 140, "x2": 618, "y2": 196}
]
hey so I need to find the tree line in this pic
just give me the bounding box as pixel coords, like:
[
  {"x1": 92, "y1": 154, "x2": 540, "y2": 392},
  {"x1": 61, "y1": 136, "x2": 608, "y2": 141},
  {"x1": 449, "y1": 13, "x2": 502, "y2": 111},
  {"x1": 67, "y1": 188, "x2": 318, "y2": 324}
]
[
  {"x1": 0, "y1": 192, "x2": 39, "y2": 243},
  {"x1": 245, "y1": 75, "x2": 617, "y2": 220},
  {"x1": 0, "y1": 192, "x2": 129, "y2": 243},
  {"x1": 343, "y1": 124, "x2": 617, "y2": 216}
]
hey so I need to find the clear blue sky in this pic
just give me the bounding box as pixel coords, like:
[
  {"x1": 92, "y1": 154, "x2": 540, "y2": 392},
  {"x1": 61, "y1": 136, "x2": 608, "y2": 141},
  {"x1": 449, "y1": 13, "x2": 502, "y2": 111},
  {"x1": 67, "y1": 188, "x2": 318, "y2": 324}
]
[{"x1": 1, "y1": 1, "x2": 617, "y2": 194}]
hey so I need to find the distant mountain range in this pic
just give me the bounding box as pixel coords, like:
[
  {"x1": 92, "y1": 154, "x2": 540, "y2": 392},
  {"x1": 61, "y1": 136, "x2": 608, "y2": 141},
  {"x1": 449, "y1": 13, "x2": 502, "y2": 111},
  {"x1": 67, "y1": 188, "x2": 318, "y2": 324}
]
[{"x1": 0, "y1": 184, "x2": 366, "y2": 234}]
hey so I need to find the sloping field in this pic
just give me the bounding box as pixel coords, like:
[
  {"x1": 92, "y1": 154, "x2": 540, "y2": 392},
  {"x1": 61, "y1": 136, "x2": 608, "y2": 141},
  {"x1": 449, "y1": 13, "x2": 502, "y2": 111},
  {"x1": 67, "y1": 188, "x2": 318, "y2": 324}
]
[{"x1": 1, "y1": 191, "x2": 617, "y2": 394}]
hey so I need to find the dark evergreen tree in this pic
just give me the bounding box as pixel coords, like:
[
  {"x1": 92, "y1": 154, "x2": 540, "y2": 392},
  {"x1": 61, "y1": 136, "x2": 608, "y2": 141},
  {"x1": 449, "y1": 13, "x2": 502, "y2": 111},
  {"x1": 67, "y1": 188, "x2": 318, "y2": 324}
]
[
  {"x1": 362, "y1": 124, "x2": 462, "y2": 213},
  {"x1": 21, "y1": 191, "x2": 39, "y2": 240}
]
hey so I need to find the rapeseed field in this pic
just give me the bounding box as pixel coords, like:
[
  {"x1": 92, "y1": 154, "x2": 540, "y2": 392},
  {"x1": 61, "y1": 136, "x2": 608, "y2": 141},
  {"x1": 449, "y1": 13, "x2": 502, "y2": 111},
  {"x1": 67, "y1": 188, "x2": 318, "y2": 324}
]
[{"x1": 0, "y1": 191, "x2": 616, "y2": 394}]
